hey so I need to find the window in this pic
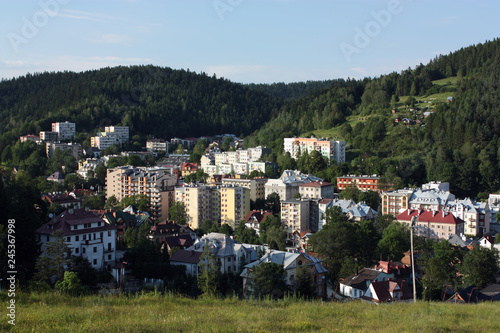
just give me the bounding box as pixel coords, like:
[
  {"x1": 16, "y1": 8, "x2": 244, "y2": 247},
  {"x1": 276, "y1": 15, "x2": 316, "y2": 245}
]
[
  {"x1": 46, "y1": 236, "x2": 49, "y2": 242},
  {"x1": 108, "y1": 231, "x2": 111, "y2": 237},
  {"x1": 93, "y1": 247, "x2": 97, "y2": 253},
  {"x1": 83, "y1": 248, "x2": 86, "y2": 254},
  {"x1": 108, "y1": 254, "x2": 112, "y2": 260},
  {"x1": 67, "y1": 236, "x2": 70, "y2": 242},
  {"x1": 75, "y1": 248, "x2": 79, "y2": 254},
  {"x1": 93, "y1": 259, "x2": 97, "y2": 265},
  {"x1": 100, "y1": 232, "x2": 103, "y2": 239},
  {"x1": 75, "y1": 235, "x2": 79, "y2": 241},
  {"x1": 108, "y1": 243, "x2": 112, "y2": 251}
]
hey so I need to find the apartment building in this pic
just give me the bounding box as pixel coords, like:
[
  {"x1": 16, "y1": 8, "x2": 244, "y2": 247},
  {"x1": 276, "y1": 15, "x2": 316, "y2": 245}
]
[
  {"x1": 318, "y1": 198, "x2": 377, "y2": 230},
  {"x1": 52, "y1": 121, "x2": 76, "y2": 141},
  {"x1": 91, "y1": 135, "x2": 120, "y2": 150},
  {"x1": 106, "y1": 166, "x2": 177, "y2": 220},
  {"x1": 146, "y1": 139, "x2": 168, "y2": 152},
  {"x1": 175, "y1": 184, "x2": 221, "y2": 229},
  {"x1": 337, "y1": 175, "x2": 380, "y2": 191},
  {"x1": 221, "y1": 177, "x2": 267, "y2": 202},
  {"x1": 283, "y1": 137, "x2": 345, "y2": 163},
  {"x1": 37, "y1": 208, "x2": 116, "y2": 271},
  {"x1": 396, "y1": 209, "x2": 464, "y2": 240},
  {"x1": 265, "y1": 170, "x2": 322, "y2": 201},
  {"x1": 45, "y1": 142, "x2": 82, "y2": 159},
  {"x1": 39, "y1": 131, "x2": 59, "y2": 142},
  {"x1": 381, "y1": 188, "x2": 415, "y2": 216},
  {"x1": 220, "y1": 186, "x2": 250, "y2": 228},
  {"x1": 281, "y1": 198, "x2": 310, "y2": 237},
  {"x1": 299, "y1": 181, "x2": 335, "y2": 199},
  {"x1": 408, "y1": 189, "x2": 455, "y2": 211},
  {"x1": 104, "y1": 126, "x2": 129, "y2": 144},
  {"x1": 444, "y1": 198, "x2": 490, "y2": 236}
]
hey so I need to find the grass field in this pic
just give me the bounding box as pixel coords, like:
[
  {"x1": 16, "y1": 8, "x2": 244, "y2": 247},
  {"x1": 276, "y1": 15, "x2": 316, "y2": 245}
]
[{"x1": 1, "y1": 292, "x2": 500, "y2": 332}]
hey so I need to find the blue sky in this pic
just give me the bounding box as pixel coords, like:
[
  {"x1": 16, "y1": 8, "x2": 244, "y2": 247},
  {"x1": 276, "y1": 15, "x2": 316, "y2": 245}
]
[{"x1": 1, "y1": 0, "x2": 499, "y2": 83}]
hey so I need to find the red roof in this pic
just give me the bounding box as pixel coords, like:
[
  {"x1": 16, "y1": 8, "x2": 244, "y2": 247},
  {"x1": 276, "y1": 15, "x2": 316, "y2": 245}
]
[
  {"x1": 244, "y1": 210, "x2": 273, "y2": 223},
  {"x1": 181, "y1": 163, "x2": 198, "y2": 171},
  {"x1": 37, "y1": 208, "x2": 114, "y2": 236},
  {"x1": 396, "y1": 209, "x2": 464, "y2": 225}
]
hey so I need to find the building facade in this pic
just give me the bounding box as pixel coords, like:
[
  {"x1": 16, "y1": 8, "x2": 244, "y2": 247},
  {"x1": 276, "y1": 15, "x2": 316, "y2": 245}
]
[
  {"x1": 37, "y1": 208, "x2": 116, "y2": 271},
  {"x1": 337, "y1": 175, "x2": 380, "y2": 191},
  {"x1": 396, "y1": 209, "x2": 465, "y2": 240},
  {"x1": 52, "y1": 121, "x2": 76, "y2": 141},
  {"x1": 283, "y1": 137, "x2": 345, "y2": 163}
]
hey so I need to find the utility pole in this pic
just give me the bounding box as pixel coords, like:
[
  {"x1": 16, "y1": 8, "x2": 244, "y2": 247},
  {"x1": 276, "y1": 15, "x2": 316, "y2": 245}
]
[{"x1": 410, "y1": 216, "x2": 417, "y2": 303}]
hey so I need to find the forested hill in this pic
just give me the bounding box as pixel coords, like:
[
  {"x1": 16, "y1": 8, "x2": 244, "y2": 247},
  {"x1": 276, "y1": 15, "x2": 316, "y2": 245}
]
[
  {"x1": 247, "y1": 80, "x2": 338, "y2": 100},
  {"x1": 0, "y1": 65, "x2": 282, "y2": 150},
  {"x1": 245, "y1": 38, "x2": 500, "y2": 198}
]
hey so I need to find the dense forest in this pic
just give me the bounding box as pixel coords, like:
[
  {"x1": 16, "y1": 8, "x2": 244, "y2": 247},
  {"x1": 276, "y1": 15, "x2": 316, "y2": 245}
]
[{"x1": 0, "y1": 66, "x2": 282, "y2": 151}]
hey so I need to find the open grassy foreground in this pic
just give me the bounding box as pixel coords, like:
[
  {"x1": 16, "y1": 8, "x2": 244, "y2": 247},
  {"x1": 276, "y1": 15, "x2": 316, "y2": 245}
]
[{"x1": 1, "y1": 292, "x2": 500, "y2": 332}]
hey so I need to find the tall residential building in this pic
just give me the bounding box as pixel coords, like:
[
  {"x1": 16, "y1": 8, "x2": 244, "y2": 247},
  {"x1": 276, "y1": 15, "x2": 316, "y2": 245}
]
[
  {"x1": 281, "y1": 198, "x2": 310, "y2": 237},
  {"x1": 106, "y1": 166, "x2": 177, "y2": 220},
  {"x1": 220, "y1": 186, "x2": 250, "y2": 228},
  {"x1": 36, "y1": 208, "x2": 116, "y2": 271},
  {"x1": 283, "y1": 137, "x2": 345, "y2": 163},
  {"x1": 221, "y1": 177, "x2": 267, "y2": 202},
  {"x1": 174, "y1": 184, "x2": 250, "y2": 230},
  {"x1": 52, "y1": 121, "x2": 76, "y2": 141},
  {"x1": 175, "y1": 185, "x2": 221, "y2": 229}
]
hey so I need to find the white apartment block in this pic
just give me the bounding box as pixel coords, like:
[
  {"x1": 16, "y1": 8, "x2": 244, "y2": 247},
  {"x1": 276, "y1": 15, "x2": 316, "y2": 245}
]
[
  {"x1": 283, "y1": 137, "x2": 345, "y2": 163},
  {"x1": 146, "y1": 139, "x2": 168, "y2": 152},
  {"x1": 52, "y1": 121, "x2": 76, "y2": 141},
  {"x1": 105, "y1": 126, "x2": 129, "y2": 144},
  {"x1": 91, "y1": 135, "x2": 120, "y2": 150},
  {"x1": 37, "y1": 208, "x2": 116, "y2": 271}
]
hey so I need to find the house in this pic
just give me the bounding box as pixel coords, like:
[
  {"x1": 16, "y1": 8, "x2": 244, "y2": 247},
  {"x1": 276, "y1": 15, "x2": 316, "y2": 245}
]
[
  {"x1": 244, "y1": 210, "x2": 273, "y2": 236},
  {"x1": 340, "y1": 268, "x2": 394, "y2": 299},
  {"x1": 169, "y1": 249, "x2": 203, "y2": 277},
  {"x1": 444, "y1": 198, "x2": 490, "y2": 236},
  {"x1": 241, "y1": 250, "x2": 328, "y2": 299},
  {"x1": 101, "y1": 210, "x2": 150, "y2": 243},
  {"x1": 181, "y1": 163, "x2": 198, "y2": 177},
  {"x1": 361, "y1": 279, "x2": 413, "y2": 304},
  {"x1": 317, "y1": 199, "x2": 377, "y2": 230},
  {"x1": 149, "y1": 220, "x2": 196, "y2": 243},
  {"x1": 47, "y1": 172, "x2": 65, "y2": 184},
  {"x1": 290, "y1": 230, "x2": 313, "y2": 250},
  {"x1": 42, "y1": 192, "x2": 81, "y2": 210},
  {"x1": 184, "y1": 233, "x2": 257, "y2": 274},
  {"x1": 446, "y1": 285, "x2": 500, "y2": 303},
  {"x1": 36, "y1": 208, "x2": 116, "y2": 271}
]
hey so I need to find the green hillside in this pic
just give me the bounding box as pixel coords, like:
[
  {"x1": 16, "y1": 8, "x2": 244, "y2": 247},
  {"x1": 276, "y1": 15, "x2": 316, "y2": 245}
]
[{"x1": 246, "y1": 38, "x2": 500, "y2": 198}]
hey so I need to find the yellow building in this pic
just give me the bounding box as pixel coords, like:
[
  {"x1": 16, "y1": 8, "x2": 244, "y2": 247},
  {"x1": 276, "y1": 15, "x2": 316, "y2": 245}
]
[{"x1": 220, "y1": 186, "x2": 250, "y2": 229}]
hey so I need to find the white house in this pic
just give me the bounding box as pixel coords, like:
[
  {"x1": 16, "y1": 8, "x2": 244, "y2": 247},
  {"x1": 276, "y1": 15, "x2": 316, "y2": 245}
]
[{"x1": 37, "y1": 208, "x2": 116, "y2": 271}]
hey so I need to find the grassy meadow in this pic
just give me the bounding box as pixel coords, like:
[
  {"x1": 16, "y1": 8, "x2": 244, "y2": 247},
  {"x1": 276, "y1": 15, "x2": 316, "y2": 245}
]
[{"x1": 1, "y1": 292, "x2": 500, "y2": 332}]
